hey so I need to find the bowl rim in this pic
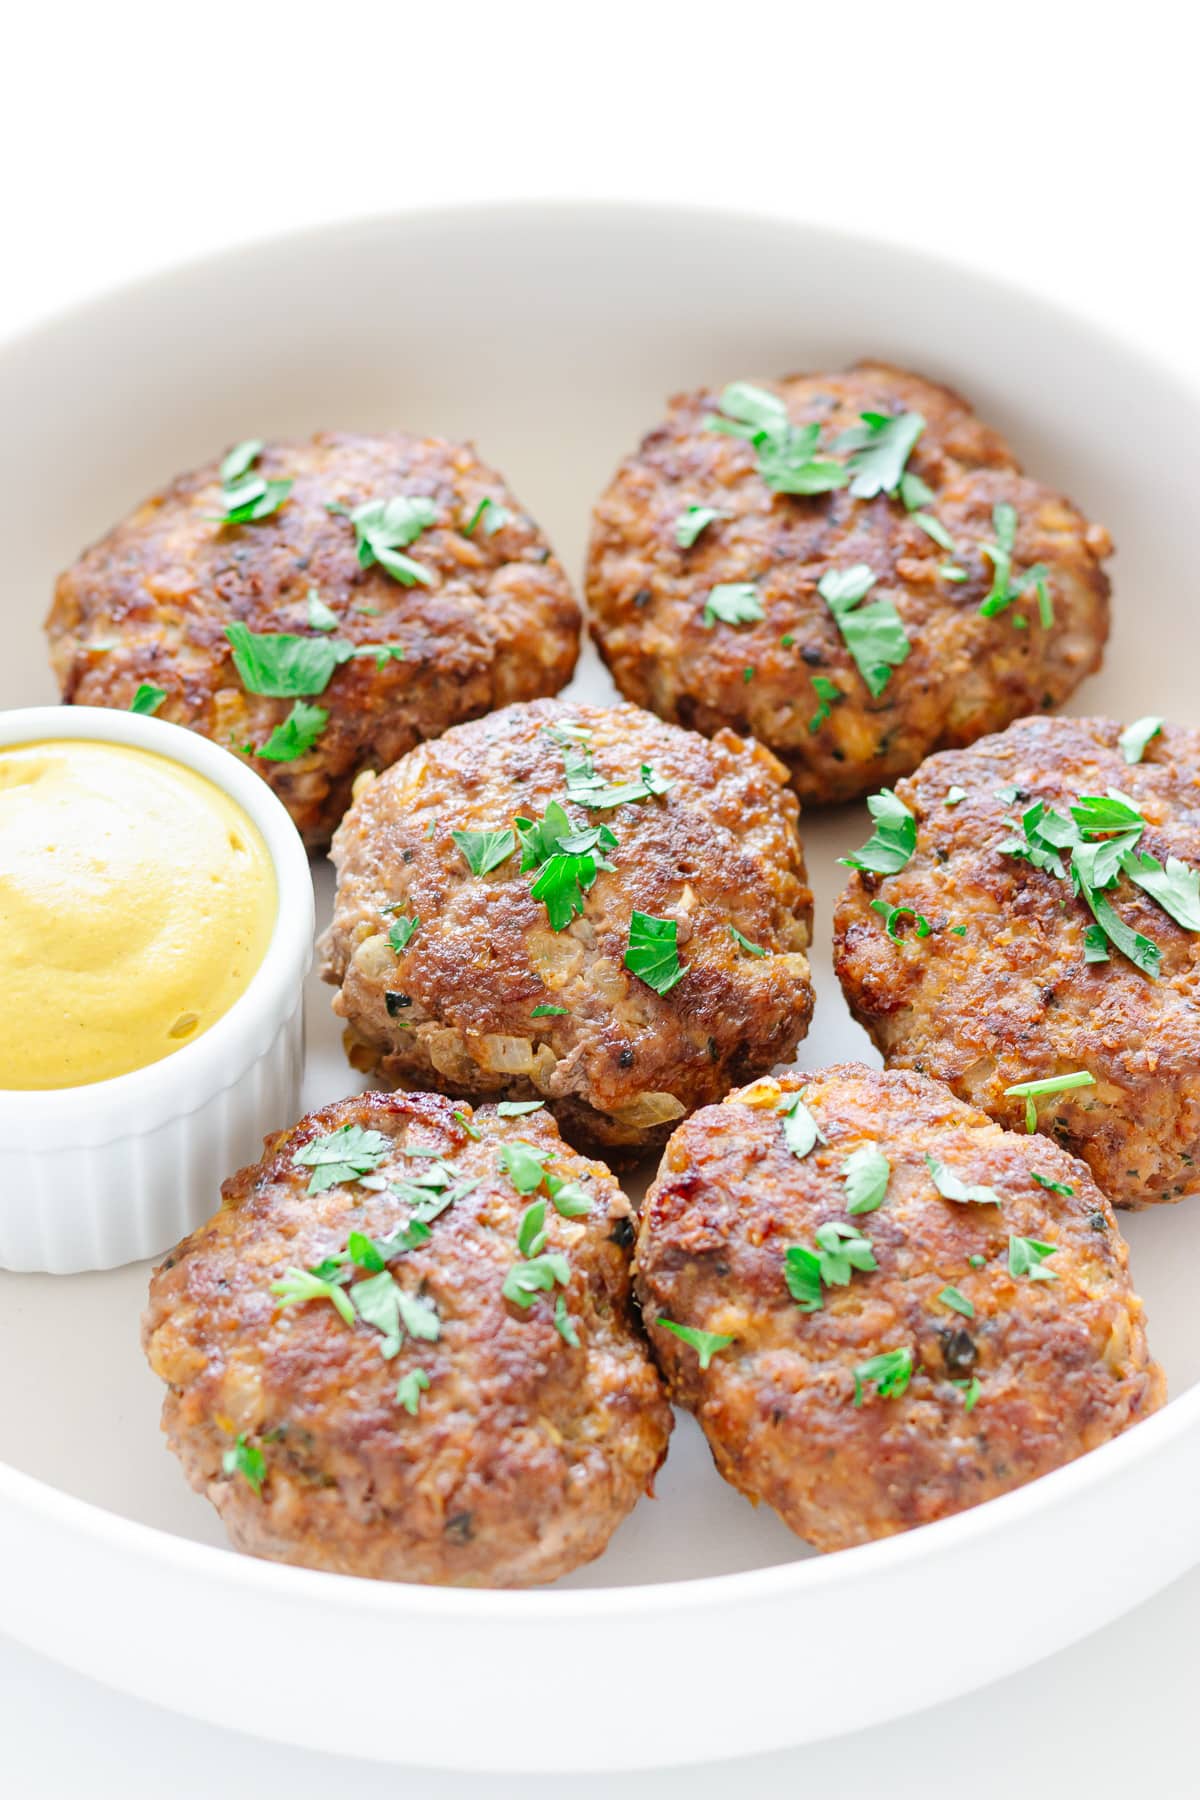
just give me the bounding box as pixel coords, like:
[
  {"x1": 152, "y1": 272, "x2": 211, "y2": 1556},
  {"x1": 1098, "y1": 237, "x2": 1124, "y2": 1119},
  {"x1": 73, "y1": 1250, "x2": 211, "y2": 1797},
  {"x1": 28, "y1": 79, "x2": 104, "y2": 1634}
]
[
  {"x1": 0, "y1": 194, "x2": 1196, "y2": 1619},
  {"x1": 0, "y1": 705, "x2": 314, "y2": 1121}
]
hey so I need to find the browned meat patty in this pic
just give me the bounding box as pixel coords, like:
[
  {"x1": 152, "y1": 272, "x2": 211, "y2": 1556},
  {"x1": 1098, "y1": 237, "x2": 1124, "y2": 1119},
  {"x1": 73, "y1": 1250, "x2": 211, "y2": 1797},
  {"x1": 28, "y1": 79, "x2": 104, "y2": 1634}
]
[
  {"x1": 834, "y1": 715, "x2": 1200, "y2": 1208},
  {"x1": 635, "y1": 1064, "x2": 1163, "y2": 1552},
  {"x1": 585, "y1": 362, "x2": 1111, "y2": 805},
  {"x1": 142, "y1": 1089, "x2": 671, "y2": 1588},
  {"x1": 320, "y1": 698, "x2": 815, "y2": 1154},
  {"x1": 47, "y1": 431, "x2": 580, "y2": 846}
]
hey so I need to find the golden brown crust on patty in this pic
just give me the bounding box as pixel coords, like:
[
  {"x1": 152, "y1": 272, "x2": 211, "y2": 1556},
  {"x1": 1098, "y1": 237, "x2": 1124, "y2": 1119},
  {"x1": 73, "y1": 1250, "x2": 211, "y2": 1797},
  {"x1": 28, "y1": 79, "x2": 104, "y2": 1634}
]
[
  {"x1": 833, "y1": 715, "x2": 1200, "y2": 1208},
  {"x1": 634, "y1": 1064, "x2": 1163, "y2": 1552},
  {"x1": 142, "y1": 1090, "x2": 671, "y2": 1588},
  {"x1": 320, "y1": 698, "x2": 815, "y2": 1153},
  {"x1": 47, "y1": 432, "x2": 581, "y2": 846},
  {"x1": 585, "y1": 362, "x2": 1110, "y2": 805}
]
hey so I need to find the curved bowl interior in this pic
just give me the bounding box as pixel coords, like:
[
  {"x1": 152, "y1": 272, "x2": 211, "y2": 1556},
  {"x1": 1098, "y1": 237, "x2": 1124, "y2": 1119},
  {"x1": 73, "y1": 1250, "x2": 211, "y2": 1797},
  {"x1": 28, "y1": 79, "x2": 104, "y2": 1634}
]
[{"x1": 1, "y1": 201, "x2": 1198, "y2": 1771}]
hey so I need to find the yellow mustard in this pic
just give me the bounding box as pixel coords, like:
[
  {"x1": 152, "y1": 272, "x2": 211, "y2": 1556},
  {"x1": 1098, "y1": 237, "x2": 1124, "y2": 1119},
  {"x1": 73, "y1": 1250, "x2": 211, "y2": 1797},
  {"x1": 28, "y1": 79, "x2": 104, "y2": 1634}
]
[{"x1": 0, "y1": 739, "x2": 277, "y2": 1089}]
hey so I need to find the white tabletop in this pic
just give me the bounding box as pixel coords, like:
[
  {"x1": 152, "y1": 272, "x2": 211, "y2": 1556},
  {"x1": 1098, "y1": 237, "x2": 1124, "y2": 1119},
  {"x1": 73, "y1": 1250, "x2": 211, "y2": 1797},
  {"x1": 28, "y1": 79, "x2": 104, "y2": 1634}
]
[{"x1": 3, "y1": 5, "x2": 1194, "y2": 1793}]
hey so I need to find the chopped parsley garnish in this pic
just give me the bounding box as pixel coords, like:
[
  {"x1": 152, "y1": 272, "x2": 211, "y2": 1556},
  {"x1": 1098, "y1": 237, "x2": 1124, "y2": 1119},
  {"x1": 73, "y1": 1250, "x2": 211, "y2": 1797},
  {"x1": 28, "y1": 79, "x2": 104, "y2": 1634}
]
[
  {"x1": 327, "y1": 493, "x2": 437, "y2": 586},
  {"x1": 853, "y1": 1346, "x2": 913, "y2": 1405},
  {"x1": 899, "y1": 471, "x2": 935, "y2": 511},
  {"x1": 222, "y1": 1434, "x2": 266, "y2": 1495},
  {"x1": 225, "y1": 622, "x2": 403, "y2": 696},
  {"x1": 808, "y1": 674, "x2": 843, "y2": 733},
  {"x1": 214, "y1": 439, "x2": 292, "y2": 524},
  {"x1": 517, "y1": 800, "x2": 617, "y2": 930},
  {"x1": 978, "y1": 503, "x2": 1049, "y2": 623},
  {"x1": 130, "y1": 682, "x2": 167, "y2": 716},
  {"x1": 779, "y1": 1092, "x2": 824, "y2": 1159},
  {"x1": 452, "y1": 826, "x2": 516, "y2": 876},
  {"x1": 945, "y1": 786, "x2": 967, "y2": 806},
  {"x1": 464, "y1": 495, "x2": 511, "y2": 536},
  {"x1": 870, "y1": 899, "x2": 932, "y2": 940},
  {"x1": 938, "y1": 1285, "x2": 974, "y2": 1318},
  {"x1": 834, "y1": 410, "x2": 926, "y2": 500},
  {"x1": 531, "y1": 1002, "x2": 568, "y2": 1017},
  {"x1": 785, "y1": 1222, "x2": 877, "y2": 1313},
  {"x1": 817, "y1": 564, "x2": 910, "y2": 697},
  {"x1": 839, "y1": 787, "x2": 917, "y2": 875},
  {"x1": 1123, "y1": 850, "x2": 1200, "y2": 931},
  {"x1": 395, "y1": 1368, "x2": 430, "y2": 1415},
  {"x1": 675, "y1": 504, "x2": 723, "y2": 548},
  {"x1": 502, "y1": 1251, "x2": 571, "y2": 1307},
  {"x1": 1004, "y1": 1071, "x2": 1096, "y2": 1132},
  {"x1": 955, "y1": 1375, "x2": 982, "y2": 1411},
  {"x1": 968, "y1": 1253, "x2": 986, "y2": 1269},
  {"x1": 293, "y1": 1123, "x2": 392, "y2": 1194},
  {"x1": 705, "y1": 383, "x2": 846, "y2": 495},
  {"x1": 729, "y1": 925, "x2": 767, "y2": 957},
  {"x1": 498, "y1": 1139, "x2": 554, "y2": 1194},
  {"x1": 1119, "y1": 716, "x2": 1163, "y2": 765},
  {"x1": 388, "y1": 914, "x2": 419, "y2": 953},
  {"x1": 912, "y1": 511, "x2": 956, "y2": 552},
  {"x1": 1008, "y1": 1234, "x2": 1059, "y2": 1282},
  {"x1": 842, "y1": 1144, "x2": 890, "y2": 1214},
  {"x1": 270, "y1": 1265, "x2": 357, "y2": 1325},
  {"x1": 561, "y1": 745, "x2": 672, "y2": 809},
  {"x1": 256, "y1": 701, "x2": 330, "y2": 763},
  {"x1": 517, "y1": 1199, "x2": 548, "y2": 1257},
  {"x1": 545, "y1": 1174, "x2": 593, "y2": 1218},
  {"x1": 925, "y1": 1154, "x2": 1002, "y2": 1206},
  {"x1": 624, "y1": 911, "x2": 688, "y2": 995},
  {"x1": 655, "y1": 1318, "x2": 734, "y2": 1368},
  {"x1": 554, "y1": 1294, "x2": 580, "y2": 1346},
  {"x1": 454, "y1": 1110, "x2": 482, "y2": 1140},
  {"x1": 1032, "y1": 1171, "x2": 1075, "y2": 1197},
  {"x1": 496, "y1": 1100, "x2": 545, "y2": 1117},
  {"x1": 703, "y1": 582, "x2": 764, "y2": 628},
  {"x1": 306, "y1": 588, "x2": 338, "y2": 631}
]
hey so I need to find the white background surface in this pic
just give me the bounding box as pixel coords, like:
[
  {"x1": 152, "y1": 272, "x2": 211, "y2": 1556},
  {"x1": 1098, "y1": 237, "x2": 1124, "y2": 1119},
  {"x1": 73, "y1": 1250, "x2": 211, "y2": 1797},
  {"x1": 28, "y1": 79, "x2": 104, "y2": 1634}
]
[{"x1": 2, "y1": 4, "x2": 1194, "y2": 1794}]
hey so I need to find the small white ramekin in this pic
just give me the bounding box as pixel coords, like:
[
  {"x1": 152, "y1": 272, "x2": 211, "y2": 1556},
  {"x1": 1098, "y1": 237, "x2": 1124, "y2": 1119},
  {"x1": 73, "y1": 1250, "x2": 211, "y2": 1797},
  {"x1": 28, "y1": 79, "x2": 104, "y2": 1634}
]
[{"x1": 0, "y1": 706, "x2": 314, "y2": 1273}]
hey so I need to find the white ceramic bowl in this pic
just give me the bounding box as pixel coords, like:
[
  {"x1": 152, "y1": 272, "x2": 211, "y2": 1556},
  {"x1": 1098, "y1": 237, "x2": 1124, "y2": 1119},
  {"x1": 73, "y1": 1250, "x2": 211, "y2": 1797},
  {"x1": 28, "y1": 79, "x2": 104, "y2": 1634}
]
[
  {"x1": 0, "y1": 706, "x2": 314, "y2": 1273},
  {"x1": 0, "y1": 202, "x2": 1198, "y2": 1772}
]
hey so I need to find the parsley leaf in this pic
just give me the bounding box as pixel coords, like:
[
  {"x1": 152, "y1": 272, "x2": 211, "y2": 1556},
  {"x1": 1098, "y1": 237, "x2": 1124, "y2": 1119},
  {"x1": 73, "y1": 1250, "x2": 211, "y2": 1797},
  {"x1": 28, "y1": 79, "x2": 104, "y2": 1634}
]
[
  {"x1": 561, "y1": 747, "x2": 672, "y2": 809},
  {"x1": 945, "y1": 786, "x2": 968, "y2": 806},
  {"x1": 498, "y1": 1139, "x2": 554, "y2": 1194},
  {"x1": 518, "y1": 1200, "x2": 548, "y2": 1258},
  {"x1": 925, "y1": 1154, "x2": 1002, "y2": 1206},
  {"x1": 808, "y1": 674, "x2": 843, "y2": 733},
  {"x1": 899, "y1": 471, "x2": 935, "y2": 511},
  {"x1": 257, "y1": 701, "x2": 328, "y2": 762},
  {"x1": 328, "y1": 494, "x2": 437, "y2": 586},
  {"x1": 395, "y1": 1368, "x2": 430, "y2": 1415},
  {"x1": 502, "y1": 1252, "x2": 571, "y2": 1307},
  {"x1": 532, "y1": 1002, "x2": 568, "y2": 1017},
  {"x1": 839, "y1": 787, "x2": 918, "y2": 875},
  {"x1": 624, "y1": 911, "x2": 688, "y2": 995},
  {"x1": 834, "y1": 411, "x2": 926, "y2": 500},
  {"x1": 1032, "y1": 1171, "x2": 1075, "y2": 1197},
  {"x1": 703, "y1": 582, "x2": 764, "y2": 628},
  {"x1": 842, "y1": 1144, "x2": 890, "y2": 1215},
  {"x1": 853, "y1": 1346, "x2": 913, "y2": 1405},
  {"x1": 544, "y1": 1173, "x2": 592, "y2": 1217},
  {"x1": 938, "y1": 1285, "x2": 974, "y2": 1318},
  {"x1": 779, "y1": 1091, "x2": 824, "y2": 1159},
  {"x1": 978, "y1": 503, "x2": 1049, "y2": 622},
  {"x1": 675, "y1": 505, "x2": 723, "y2": 548},
  {"x1": 729, "y1": 925, "x2": 767, "y2": 957},
  {"x1": 349, "y1": 1271, "x2": 405, "y2": 1356},
  {"x1": 225, "y1": 622, "x2": 354, "y2": 697},
  {"x1": 912, "y1": 511, "x2": 956, "y2": 552},
  {"x1": 464, "y1": 496, "x2": 511, "y2": 536},
  {"x1": 222, "y1": 1434, "x2": 265, "y2": 1495},
  {"x1": 214, "y1": 439, "x2": 292, "y2": 524},
  {"x1": 955, "y1": 1375, "x2": 982, "y2": 1411},
  {"x1": 293, "y1": 1123, "x2": 392, "y2": 1194},
  {"x1": 818, "y1": 565, "x2": 910, "y2": 698},
  {"x1": 1122, "y1": 850, "x2": 1200, "y2": 932},
  {"x1": 786, "y1": 1223, "x2": 877, "y2": 1311},
  {"x1": 870, "y1": 899, "x2": 932, "y2": 940},
  {"x1": 270, "y1": 1266, "x2": 357, "y2": 1326},
  {"x1": 1119, "y1": 716, "x2": 1163, "y2": 765},
  {"x1": 129, "y1": 681, "x2": 166, "y2": 716},
  {"x1": 306, "y1": 588, "x2": 338, "y2": 631},
  {"x1": 1004, "y1": 1071, "x2": 1096, "y2": 1132},
  {"x1": 394, "y1": 1287, "x2": 441, "y2": 1342},
  {"x1": 388, "y1": 914, "x2": 419, "y2": 953},
  {"x1": 1008, "y1": 1234, "x2": 1059, "y2": 1282},
  {"x1": 655, "y1": 1318, "x2": 734, "y2": 1368},
  {"x1": 554, "y1": 1294, "x2": 580, "y2": 1346},
  {"x1": 783, "y1": 1244, "x2": 823, "y2": 1313},
  {"x1": 496, "y1": 1101, "x2": 545, "y2": 1117},
  {"x1": 705, "y1": 383, "x2": 846, "y2": 495},
  {"x1": 452, "y1": 826, "x2": 516, "y2": 876}
]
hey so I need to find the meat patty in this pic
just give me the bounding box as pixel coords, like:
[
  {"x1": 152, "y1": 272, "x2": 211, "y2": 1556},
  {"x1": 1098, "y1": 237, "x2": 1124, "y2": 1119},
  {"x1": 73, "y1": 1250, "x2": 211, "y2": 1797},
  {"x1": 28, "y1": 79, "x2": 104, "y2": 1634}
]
[
  {"x1": 142, "y1": 1089, "x2": 671, "y2": 1588},
  {"x1": 834, "y1": 715, "x2": 1200, "y2": 1208},
  {"x1": 320, "y1": 698, "x2": 815, "y2": 1154},
  {"x1": 585, "y1": 362, "x2": 1111, "y2": 805},
  {"x1": 634, "y1": 1064, "x2": 1163, "y2": 1552},
  {"x1": 47, "y1": 431, "x2": 580, "y2": 846}
]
